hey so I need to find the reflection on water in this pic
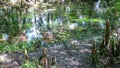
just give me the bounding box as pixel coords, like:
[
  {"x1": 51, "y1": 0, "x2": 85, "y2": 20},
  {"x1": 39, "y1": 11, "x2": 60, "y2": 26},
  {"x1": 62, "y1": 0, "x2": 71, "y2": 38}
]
[
  {"x1": 94, "y1": 0, "x2": 108, "y2": 15},
  {"x1": 79, "y1": 15, "x2": 86, "y2": 26},
  {"x1": 7, "y1": 1, "x2": 109, "y2": 43},
  {"x1": 68, "y1": 23, "x2": 78, "y2": 30},
  {"x1": 94, "y1": 0, "x2": 101, "y2": 14},
  {"x1": 66, "y1": 5, "x2": 71, "y2": 12},
  {"x1": 26, "y1": 2, "x2": 107, "y2": 42},
  {"x1": 2, "y1": 33, "x2": 9, "y2": 40}
]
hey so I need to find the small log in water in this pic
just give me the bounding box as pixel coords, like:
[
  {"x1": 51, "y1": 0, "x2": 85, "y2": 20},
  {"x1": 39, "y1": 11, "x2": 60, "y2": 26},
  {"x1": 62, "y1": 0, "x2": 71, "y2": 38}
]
[
  {"x1": 105, "y1": 19, "x2": 110, "y2": 47},
  {"x1": 24, "y1": 48, "x2": 28, "y2": 63},
  {"x1": 39, "y1": 48, "x2": 50, "y2": 68},
  {"x1": 91, "y1": 40, "x2": 99, "y2": 68},
  {"x1": 50, "y1": 56, "x2": 60, "y2": 68},
  {"x1": 99, "y1": 19, "x2": 111, "y2": 55},
  {"x1": 42, "y1": 32, "x2": 56, "y2": 43}
]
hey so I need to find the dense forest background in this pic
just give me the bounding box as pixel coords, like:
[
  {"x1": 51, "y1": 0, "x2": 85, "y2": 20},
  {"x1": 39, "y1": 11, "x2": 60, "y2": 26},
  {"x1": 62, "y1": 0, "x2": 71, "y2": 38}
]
[{"x1": 0, "y1": 0, "x2": 120, "y2": 68}]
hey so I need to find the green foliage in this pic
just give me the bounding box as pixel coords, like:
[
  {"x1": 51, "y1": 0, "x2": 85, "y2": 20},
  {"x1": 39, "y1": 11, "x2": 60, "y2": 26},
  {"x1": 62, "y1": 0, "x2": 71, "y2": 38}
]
[
  {"x1": 0, "y1": 41, "x2": 35, "y2": 54},
  {"x1": 73, "y1": 17, "x2": 89, "y2": 23},
  {"x1": 22, "y1": 23, "x2": 32, "y2": 30},
  {"x1": 91, "y1": 20, "x2": 120, "y2": 67},
  {"x1": 22, "y1": 61, "x2": 38, "y2": 68},
  {"x1": 0, "y1": 9, "x2": 19, "y2": 35},
  {"x1": 26, "y1": 13, "x2": 33, "y2": 19},
  {"x1": 112, "y1": 0, "x2": 120, "y2": 13},
  {"x1": 57, "y1": 30, "x2": 70, "y2": 41}
]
